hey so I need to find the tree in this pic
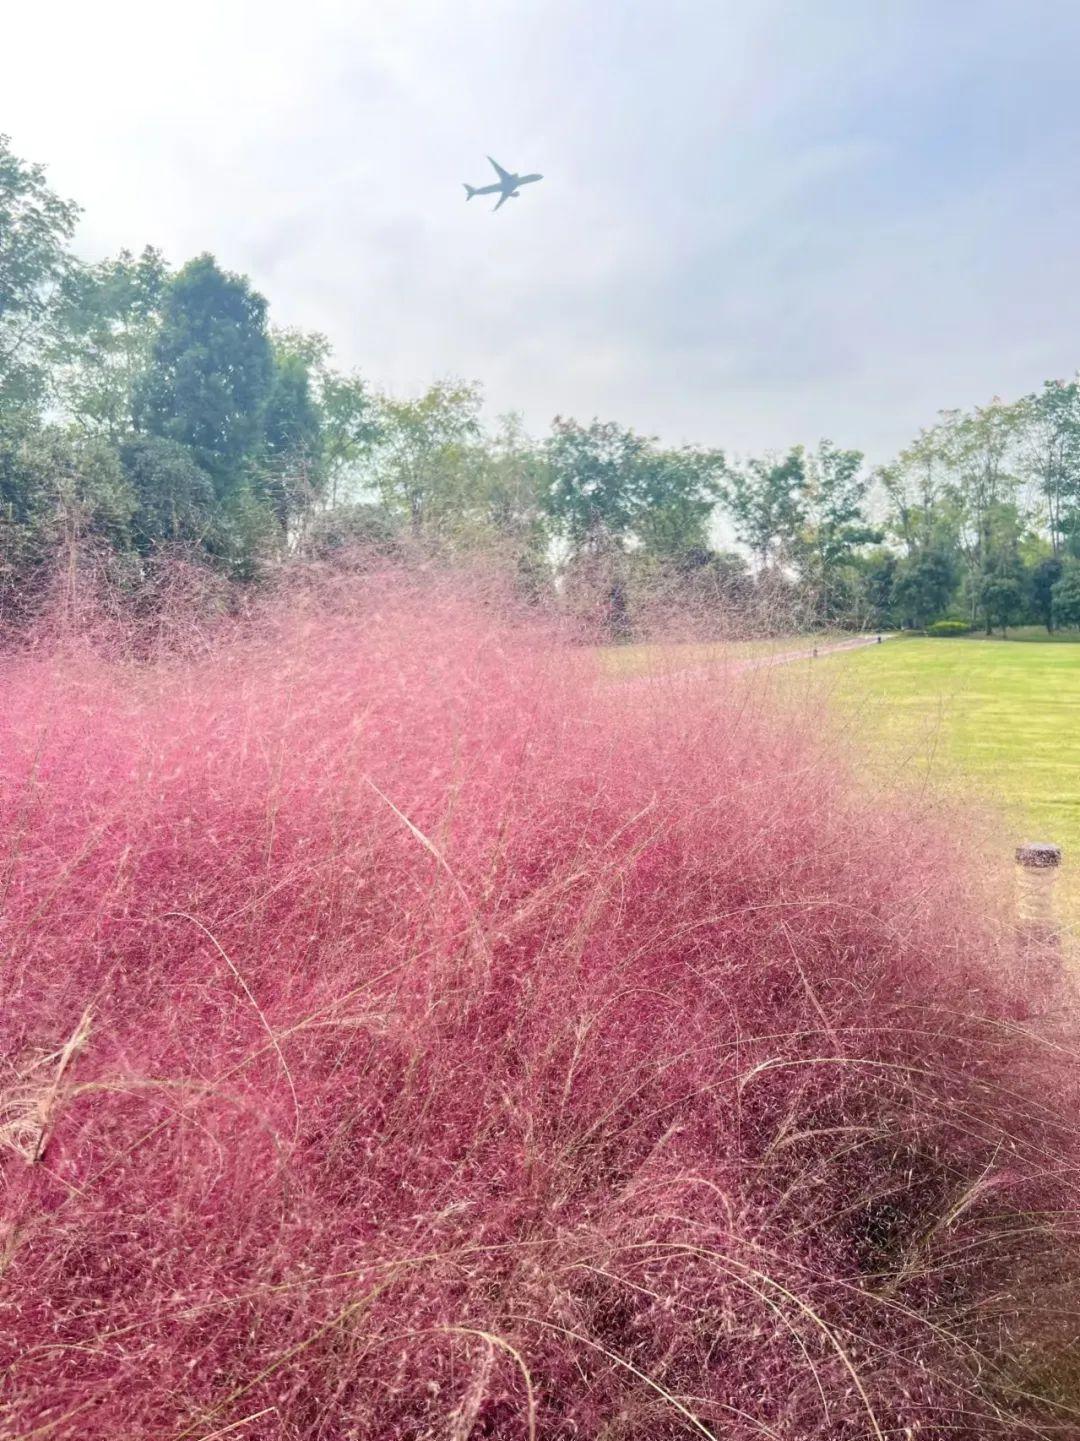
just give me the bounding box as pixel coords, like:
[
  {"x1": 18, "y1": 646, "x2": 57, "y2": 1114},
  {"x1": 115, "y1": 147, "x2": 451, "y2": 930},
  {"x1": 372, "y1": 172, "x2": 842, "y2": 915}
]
[
  {"x1": 1, "y1": 418, "x2": 58, "y2": 613},
  {"x1": 1029, "y1": 552, "x2": 1063, "y2": 633},
  {"x1": 941, "y1": 400, "x2": 1022, "y2": 622},
  {"x1": 120, "y1": 436, "x2": 215, "y2": 553},
  {"x1": 878, "y1": 427, "x2": 956, "y2": 556},
  {"x1": 634, "y1": 444, "x2": 725, "y2": 562},
  {"x1": 471, "y1": 414, "x2": 551, "y2": 592},
  {"x1": 859, "y1": 547, "x2": 900, "y2": 627},
  {"x1": 1018, "y1": 379, "x2": 1080, "y2": 555},
  {"x1": 0, "y1": 135, "x2": 80, "y2": 414},
  {"x1": 134, "y1": 254, "x2": 274, "y2": 492},
  {"x1": 320, "y1": 371, "x2": 381, "y2": 507},
  {"x1": 1051, "y1": 561, "x2": 1080, "y2": 629},
  {"x1": 721, "y1": 447, "x2": 806, "y2": 569},
  {"x1": 260, "y1": 346, "x2": 324, "y2": 533},
  {"x1": 544, "y1": 417, "x2": 651, "y2": 555},
  {"x1": 977, "y1": 551, "x2": 1025, "y2": 635},
  {"x1": 890, "y1": 548, "x2": 958, "y2": 629},
  {"x1": 52, "y1": 247, "x2": 169, "y2": 437},
  {"x1": 544, "y1": 418, "x2": 724, "y2": 634},
  {"x1": 795, "y1": 440, "x2": 879, "y2": 620},
  {"x1": 0, "y1": 424, "x2": 136, "y2": 625},
  {"x1": 371, "y1": 379, "x2": 482, "y2": 536}
]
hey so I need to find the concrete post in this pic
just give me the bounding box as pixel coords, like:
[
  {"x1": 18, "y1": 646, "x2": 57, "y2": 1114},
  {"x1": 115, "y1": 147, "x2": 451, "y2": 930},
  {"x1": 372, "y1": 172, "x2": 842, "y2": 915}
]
[{"x1": 1015, "y1": 842, "x2": 1062, "y2": 1001}]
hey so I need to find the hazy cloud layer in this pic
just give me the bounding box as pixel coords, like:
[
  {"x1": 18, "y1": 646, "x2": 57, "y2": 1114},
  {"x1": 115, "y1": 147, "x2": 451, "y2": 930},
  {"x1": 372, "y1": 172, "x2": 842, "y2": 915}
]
[{"x1": 7, "y1": 0, "x2": 1080, "y2": 459}]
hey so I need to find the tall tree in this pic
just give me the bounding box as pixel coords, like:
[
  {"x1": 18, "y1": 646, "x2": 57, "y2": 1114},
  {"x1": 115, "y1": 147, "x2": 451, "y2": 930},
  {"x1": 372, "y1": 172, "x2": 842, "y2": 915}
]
[
  {"x1": 0, "y1": 135, "x2": 80, "y2": 415},
  {"x1": 321, "y1": 370, "x2": 381, "y2": 506},
  {"x1": 1029, "y1": 550, "x2": 1063, "y2": 633},
  {"x1": 1051, "y1": 562, "x2": 1080, "y2": 629},
  {"x1": 878, "y1": 426, "x2": 957, "y2": 557},
  {"x1": 635, "y1": 444, "x2": 725, "y2": 562},
  {"x1": 1017, "y1": 378, "x2": 1080, "y2": 555},
  {"x1": 941, "y1": 400, "x2": 1022, "y2": 622},
  {"x1": 270, "y1": 327, "x2": 381, "y2": 509},
  {"x1": 890, "y1": 548, "x2": 958, "y2": 629},
  {"x1": 260, "y1": 343, "x2": 325, "y2": 532},
  {"x1": 53, "y1": 247, "x2": 169, "y2": 437},
  {"x1": 721, "y1": 447, "x2": 806, "y2": 569},
  {"x1": 795, "y1": 440, "x2": 879, "y2": 619},
  {"x1": 474, "y1": 413, "x2": 550, "y2": 583},
  {"x1": 134, "y1": 254, "x2": 274, "y2": 493},
  {"x1": 545, "y1": 417, "x2": 651, "y2": 555},
  {"x1": 371, "y1": 380, "x2": 482, "y2": 537}
]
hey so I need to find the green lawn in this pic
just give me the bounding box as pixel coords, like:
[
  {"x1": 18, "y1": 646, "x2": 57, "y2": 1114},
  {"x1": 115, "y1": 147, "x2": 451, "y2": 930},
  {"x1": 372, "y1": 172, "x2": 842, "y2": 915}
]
[
  {"x1": 606, "y1": 630, "x2": 1080, "y2": 911},
  {"x1": 821, "y1": 635, "x2": 1080, "y2": 894}
]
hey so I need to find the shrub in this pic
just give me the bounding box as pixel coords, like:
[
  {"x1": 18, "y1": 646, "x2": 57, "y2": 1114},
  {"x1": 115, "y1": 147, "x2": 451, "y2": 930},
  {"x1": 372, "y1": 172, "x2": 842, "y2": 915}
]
[
  {"x1": 925, "y1": 618, "x2": 973, "y2": 636},
  {"x1": 1, "y1": 574, "x2": 1078, "y2": 1439}
]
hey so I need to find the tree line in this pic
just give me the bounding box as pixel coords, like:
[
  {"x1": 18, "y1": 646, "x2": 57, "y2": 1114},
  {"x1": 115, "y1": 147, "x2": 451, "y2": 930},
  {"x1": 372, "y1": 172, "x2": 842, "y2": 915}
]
[{"x1": 4, "y1": 132, "x2": 1080, "y2": 637}]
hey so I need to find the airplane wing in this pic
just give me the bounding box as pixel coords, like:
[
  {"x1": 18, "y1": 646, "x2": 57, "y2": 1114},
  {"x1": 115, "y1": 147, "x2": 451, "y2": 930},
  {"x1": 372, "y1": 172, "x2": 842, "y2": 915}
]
[
  {"x1": 493, "y1": 190, "x2": 513, "y2": 212},
  {"x1": 487, "y1": 156, "x2": 513, "y2": 183}
]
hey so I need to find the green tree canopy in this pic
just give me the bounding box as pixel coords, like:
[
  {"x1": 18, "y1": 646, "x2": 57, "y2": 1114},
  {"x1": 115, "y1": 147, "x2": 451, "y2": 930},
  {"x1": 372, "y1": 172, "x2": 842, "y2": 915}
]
[
  {"x1": 370, "y1": 379, "x2": 482, "y2": 536},
  {"x1": 1051, "y1": 561, "x2": 1080, "y2": 629},
  {"x1": 722, "y1": 447, "x2": 806, "y2": 569},
  {"x1": 545, "y1": 417, "x2": 651, "y2": 553},
  {"x1": 120, "y1": 435, "x2": 216, "y2": 553},
  {"x1": 134, "y1": 254, "x2": 274, "y2": 492},
  {"x1": 53, "y1": 247, "x2": 169, "y2": 437},
  {"x1": 260, "y1": 345, "x2": 325, "y2": 531},
  {"x1": 0, "y1": 135, "x2": 80, "y2": 414}
]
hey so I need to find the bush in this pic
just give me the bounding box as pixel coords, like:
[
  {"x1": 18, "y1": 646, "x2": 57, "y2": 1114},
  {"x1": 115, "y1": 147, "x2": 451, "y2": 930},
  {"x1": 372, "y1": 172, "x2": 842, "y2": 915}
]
[
  {"x1": 1, "y1": 575, "x2": 1079, "y2": 1439},
  {"x1": 925, "y1": 618, "x2": 972, "y2": 636}
]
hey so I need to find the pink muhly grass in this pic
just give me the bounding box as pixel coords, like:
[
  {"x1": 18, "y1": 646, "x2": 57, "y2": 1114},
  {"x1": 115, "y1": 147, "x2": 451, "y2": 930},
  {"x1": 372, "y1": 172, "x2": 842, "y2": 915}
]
[{"x1": 1, "y1": 571, "x2": 1079, "y2": 1439}]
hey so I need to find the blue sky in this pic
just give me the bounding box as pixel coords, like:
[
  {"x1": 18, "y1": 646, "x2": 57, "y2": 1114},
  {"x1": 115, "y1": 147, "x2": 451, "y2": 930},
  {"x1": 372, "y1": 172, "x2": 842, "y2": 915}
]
[{"x1": 7, "y1": 0, "x2": 1080, "y2": 461}]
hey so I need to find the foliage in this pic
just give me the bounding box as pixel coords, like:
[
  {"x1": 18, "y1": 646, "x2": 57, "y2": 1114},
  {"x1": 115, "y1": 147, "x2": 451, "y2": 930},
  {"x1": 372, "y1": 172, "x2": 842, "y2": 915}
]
[
  {"x1": 53, "y1": 247, "x2": 169, "y2": 437},
  {"x1": 924, "y1": 618, "x2": 973, "y2": 635},
  {"x1": 120, "y1": 435, "x2": 216, "y2": 552},
  {"x1": 545, "y1": 415, "x2": 652, "y2": 551},
  {"x1": 0, "y1": 134, "x2": 80, "y2": 413},
  {"x1": 794, "y1": 440, "x2": 879, "y2": 619},
  {"x1": 1029, "y1": 552, "x2": 1063, "y2": 632},
  {"x1": 632, "y1": 443, "x2": 725, "y2": 559},
  {"x1": 134, "y1": 254, "x2": 274, "y2": 490},
  {"x1": 259, "y1": 345, "x2": 325, "y2": 531},
  {"x1": 891, "y1": 547, "x2": 959, "y2": 629},
  {"x1": 1018, "y1": 379, "x2": 1080, "y2": 554},
  {"x1": 723, "y1": 446, "x2": 806, "y2": 568},
  {"x1": 370, "y1": 379, "x2": 482, "y2": 535},
  {"x1": 1051, "y1": 561, "x2": 1080, "y2": 628}
]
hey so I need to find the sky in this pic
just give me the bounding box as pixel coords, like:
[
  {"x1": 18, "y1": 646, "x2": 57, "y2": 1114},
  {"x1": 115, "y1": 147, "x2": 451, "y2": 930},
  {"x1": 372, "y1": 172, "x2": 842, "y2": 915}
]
[{"x1": 6, "y1": 0, "x2": 1080, "y2": 464}]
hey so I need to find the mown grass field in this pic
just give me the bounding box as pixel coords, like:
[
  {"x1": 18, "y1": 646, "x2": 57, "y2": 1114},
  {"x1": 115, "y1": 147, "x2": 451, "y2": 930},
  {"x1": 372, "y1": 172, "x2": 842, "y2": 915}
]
[
  {"x1": 609, "y1": 630, "x2": 1080, "y2": 920},
  {"x1": 824, "y1": 635, "x2": 1080, "y2": 850},
  {"x1": 814, "y1": 634, "x2": 1080, "y2": 921}
]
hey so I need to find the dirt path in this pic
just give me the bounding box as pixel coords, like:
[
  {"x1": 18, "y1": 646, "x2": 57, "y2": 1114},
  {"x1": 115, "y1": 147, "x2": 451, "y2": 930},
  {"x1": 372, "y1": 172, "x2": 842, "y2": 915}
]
[
  {"x1": 619, "y1": 632, "x2": 895, "y2": 688},
  {"x1": 733, "y1": 631, "x2": 895, "y2": 673}
]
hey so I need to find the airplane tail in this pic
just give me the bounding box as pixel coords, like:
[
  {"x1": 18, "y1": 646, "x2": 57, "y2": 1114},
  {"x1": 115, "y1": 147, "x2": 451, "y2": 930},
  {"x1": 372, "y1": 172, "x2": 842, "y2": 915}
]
[{"x1": 464, "y1": 183, "x2": 477, "y2": 200}]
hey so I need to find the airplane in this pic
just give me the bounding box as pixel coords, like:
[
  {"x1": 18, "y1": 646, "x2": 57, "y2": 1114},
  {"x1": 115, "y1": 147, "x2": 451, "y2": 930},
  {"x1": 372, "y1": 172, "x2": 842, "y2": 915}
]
[{"x1": 463, "y1": 156, "x2": 543, "y2": 212}]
